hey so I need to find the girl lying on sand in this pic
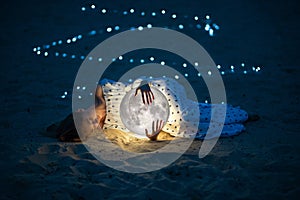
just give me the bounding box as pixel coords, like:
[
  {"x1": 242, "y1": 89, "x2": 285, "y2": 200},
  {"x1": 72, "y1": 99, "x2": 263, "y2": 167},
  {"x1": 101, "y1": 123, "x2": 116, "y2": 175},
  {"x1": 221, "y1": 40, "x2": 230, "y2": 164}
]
[{"x1": 54, "y1": 77, "x2": 256, "y2": 142}]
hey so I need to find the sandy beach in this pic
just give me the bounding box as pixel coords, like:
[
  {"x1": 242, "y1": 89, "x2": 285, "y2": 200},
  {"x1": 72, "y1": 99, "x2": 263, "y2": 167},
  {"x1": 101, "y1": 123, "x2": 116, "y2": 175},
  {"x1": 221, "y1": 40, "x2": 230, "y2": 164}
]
[{"x1": 0, "y1": 0, "x2": 299, "y2": 199}]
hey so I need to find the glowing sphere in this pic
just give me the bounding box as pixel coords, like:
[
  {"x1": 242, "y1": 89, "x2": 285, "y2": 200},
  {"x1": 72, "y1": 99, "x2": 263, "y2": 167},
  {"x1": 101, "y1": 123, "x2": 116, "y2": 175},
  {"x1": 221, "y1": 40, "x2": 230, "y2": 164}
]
[{"x1": 120, "y1": 88, "x2": 169, "y2": 138}]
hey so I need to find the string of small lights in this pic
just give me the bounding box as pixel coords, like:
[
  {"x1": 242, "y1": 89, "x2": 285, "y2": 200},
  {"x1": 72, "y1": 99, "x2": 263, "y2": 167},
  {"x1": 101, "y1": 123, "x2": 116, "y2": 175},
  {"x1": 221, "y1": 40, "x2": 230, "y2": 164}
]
[{"x1": 32, "y1": 3, "x2": 262, "y2": 101}]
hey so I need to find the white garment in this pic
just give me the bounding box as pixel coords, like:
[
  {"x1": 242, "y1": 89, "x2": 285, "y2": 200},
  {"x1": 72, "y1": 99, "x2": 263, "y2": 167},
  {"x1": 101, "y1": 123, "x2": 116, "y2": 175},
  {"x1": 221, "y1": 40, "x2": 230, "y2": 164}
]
[{"x1": 100, "y1": 77, "x2": 248, "y2": 139}]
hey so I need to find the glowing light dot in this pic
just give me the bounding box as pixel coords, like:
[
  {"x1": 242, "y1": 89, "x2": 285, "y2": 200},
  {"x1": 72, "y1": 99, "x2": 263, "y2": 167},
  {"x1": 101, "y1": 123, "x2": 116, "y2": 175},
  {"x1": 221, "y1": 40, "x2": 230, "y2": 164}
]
[
  {"x1": 77, "y1": 35, "x2": 82, "y2": 39},
  {"x1": 72, "y1": 37, "x2": 76, "y2": 42},
  {"x1": 71, "y1": 55, "x2": 75, "y2": 59},
  {"x1": 194, "y1": 62, "x2": 199, "y2": 66},
  {"x1": 149, "y1": 76, "x2": 153, "y2": 79},
  {"x1": 81, "y1": 7, "x2": 86, "y2": 11},
  {"x1": 64, "y1": 91, "x2": 68, "y2": 95},
  {"x1": 140, "y1": 59, "x2": 145, "y2": 63},
  {"x1": 217, "y1": 64, "x2": 221, "y2": 69},
  {"x1": 205, "y1": 24, "x2": 210, "y2": 31},
  {"x1": 80, "y1": 56, "x2": 85, "y2": 60},
  {"x1": 243, "y1": 70, "x2": 247, "y2": 74},
  {"x1": 205, "y1": 100, "x2": 208, "y2": 103},
  {"x1": 37, "y1": 47, "x2": 41, "y2": 50},
  {"x1": 89, "y1": 30, "x2": 97, "y2": 35},
  {"x1": 37, "y1": 51, "x2": 41, "y2": 55},
  {"x1": 98, "y1": 58, "x2": 102, "y2": 62},
  {"x1": 182, "y1": 63, "x2": 187, "y2": 68},
  {"x1": 128, "y1": 79, "x2": 133, "y2": 82},
  {"x1": 52, "y1": 42, "x2": 56, "y2": 46},
  {"x1": 129, "y1": 59, "x2": 134, "y2": 63},
  {"x1": 221, "y1": 101, "x2": 225, "y2": 104},
  {"x1": 102, "y1": 9, "x2": 107, "y2": 14},
  {"x1": 61, "y1": 95, "x2": 66, "y2": 99},
  {"x1": 33, "y1": 48, "x2": 37, "y2": 52},
  {"x1": 67, "y1": 39, "x2": 71, "y2": 43},
  {"x1": 194, "y1": 16, "x2": 199, "y2": 20},
  {"x1": 82, "y1": 86, "x2": 86, "y2": 90},
  {"x1": 230, "y1": 65, "x2": 234, "y2": 70},
  {"x1": 206, "y1": 15, "x2": 210, "y2": 20},
  {"x1": 90, "y1": 93, "x2": 93, "y2": 96},
  {"x1": 149, "y1": 57, "x2": 155, "y2": 61},
  {"x1": 147, "y1": 24, "x2": 152, "y2": 28},
  {"x1": 44, "y1": 52, "x2": 48, "y2": 56},
  {"x1": 130, "y1": 8, "x2": 134, "y2": 13},
  {"x1": 58, "y1": 40, "x2": 62, "y2": 44},
  {"x1": 178, "y1": 24, "x2": 184, "y2": 29},
  {"x1": 241, "y1": 63, "x2": 245, "y2": 67},
  {"x1": 184, "y1": 73, "x2": 188, "y2": 77},
  {"x1": 175, "y1": 75, "x2": 179, "y2": 79},
  {"x1": 212, "y1": 23, "x2": 220, "y2": 30},
  {"x1": 221, "y1": 71, "x2": 225, "y2": 75},
  {"x1": 172, "y1": 14, "x2": 177, "y2": 19},
  {"x1": 118, "y1": 56, "x2": 123, "y2": 60},
  {"x1": 208, "y1": 71, "x2": 212, "y2": 76},
  {"x1": 257, "y1": 66, "x2": 261, "y2": 71},
  {"x1": 91, "y1": 4, "x2": 96, "y2": 9},
  {"x1": 78, "y1": 96, "x2": 82, "y2": 99},
  {"x1": 252, "y1": 67, "x2": 256, "y2": 71},
  {"x1": 152, "y1": 12, "x2": 156, "y2": 16},
  {"x1": 196, "y1": 24, "x2": 201, "y2": 29},
  {"x1": 161, "y1": 9, "x2": 166, "y2": 14},
  {"x1": 76, "y1": 86, "x2": 80, "y2": 90},
  {"x1": 112, "y1": 58, "x2": 116, "y2": 62},
  {"x1": 106, "y1": 27, "x2": 112, "y2": 32},
  {"x1": 115, "y1": 26, "x2": 120, "y2": 31},
  {"x1": 141, "y1": 12, "x2": 145, "y2": 16},
  {"x1": 55, "y1": 52, "x2": 59, "y2": 56},
  {"x1": 161, "y1": 61, "x2": 165, "y2": 65},
  {"x1": 123, "y1": 11, "x2": 128, "y2": 15},
  {"x1": 197, "y1": 73, "x2": 201, "y2": 77},
  {"x1": 138, "y1": 26, "x2": 143, "y2": 31},
  {"x1": 209, "y1": 29, "x2": 214, "y2": 36}
]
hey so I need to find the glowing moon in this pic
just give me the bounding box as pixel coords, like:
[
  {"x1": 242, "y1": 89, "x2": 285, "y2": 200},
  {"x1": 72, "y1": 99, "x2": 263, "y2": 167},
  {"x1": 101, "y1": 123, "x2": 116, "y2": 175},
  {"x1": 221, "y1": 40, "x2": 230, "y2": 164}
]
[{"x1": 120, "y1": 88, "x2": 169, "y2": 138}]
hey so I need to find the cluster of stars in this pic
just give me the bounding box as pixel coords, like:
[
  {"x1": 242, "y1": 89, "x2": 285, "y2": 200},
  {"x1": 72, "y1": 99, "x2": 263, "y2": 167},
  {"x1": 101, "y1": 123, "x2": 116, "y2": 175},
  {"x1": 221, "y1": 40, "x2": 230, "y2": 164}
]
[
  {"x1": 60, "y1": 57, "x2": 262, "y2": 100},
  {"x1": 31, "y1": 3, "x2": 263, "y2": 101},
  {"x1": 33, "y1": 4, "x2": 220, "y2": 60},
  {"x1": 80, "y1": 5, "x2": 219, "y2": 36}
]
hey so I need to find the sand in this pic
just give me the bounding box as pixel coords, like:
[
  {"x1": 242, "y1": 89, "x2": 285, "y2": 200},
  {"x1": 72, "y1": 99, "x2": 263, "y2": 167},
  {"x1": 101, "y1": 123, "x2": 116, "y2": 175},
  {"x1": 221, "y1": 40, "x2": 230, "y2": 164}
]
[{"x1": 0, "y1": 0, "x2": 299, "y2": 199}]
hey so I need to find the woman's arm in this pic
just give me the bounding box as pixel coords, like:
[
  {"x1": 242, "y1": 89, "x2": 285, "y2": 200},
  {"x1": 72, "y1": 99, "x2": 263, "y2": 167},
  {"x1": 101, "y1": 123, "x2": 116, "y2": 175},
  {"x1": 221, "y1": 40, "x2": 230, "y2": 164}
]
[{"x1": 95, "y1": 85, "x2": 106, "y2": 128}]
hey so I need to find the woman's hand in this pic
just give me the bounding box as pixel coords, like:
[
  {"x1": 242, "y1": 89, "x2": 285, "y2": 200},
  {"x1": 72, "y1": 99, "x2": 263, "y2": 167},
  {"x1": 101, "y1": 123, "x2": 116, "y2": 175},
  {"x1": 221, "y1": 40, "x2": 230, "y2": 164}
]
[
  {"x1": 96, "y1": 109, "x2": 106, "y2": 128},
  {"x1": 135, "y1": 83, "x2": 154, "y2": 105},
  {"x1": 145, "y1": 120, "x2": 164, "y2": 141}
]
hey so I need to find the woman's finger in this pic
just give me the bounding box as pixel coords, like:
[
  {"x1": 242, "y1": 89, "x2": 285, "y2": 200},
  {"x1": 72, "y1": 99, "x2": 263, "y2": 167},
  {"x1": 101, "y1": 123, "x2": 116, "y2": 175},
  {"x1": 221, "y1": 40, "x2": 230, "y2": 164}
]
[
  {"x1": 134, "y1": 88, "x2": 139, "y2": 96},
  {"x1": 150, "y1": 90, "x2": 154, "y2": 101},
  {"x1": 146, "y1": 92, "x2": 150, "y2": 105},
  {"x1": 141, "y1": 92, "x2": 146, "y2": 104},
  {"x1": 149, "y1": 92, "x2": 153, "y2": 103},
  {"x1": 152, "y1": 120, "x2": 155, "y2": 133},
  {"x1": 159, "y1": 120, "x2": 163, "y2": 129}
]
